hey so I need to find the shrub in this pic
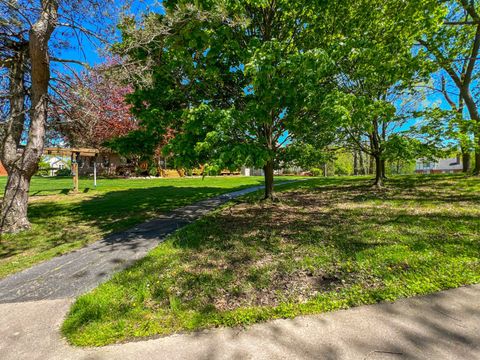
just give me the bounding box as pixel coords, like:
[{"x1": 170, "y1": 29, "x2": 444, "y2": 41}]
[
  {"x1": 56, "y1": 168, "x2": 72, "y2": 177},
  {"x1": 310, "y1": 168, "x2": 323, "y2": 177}
]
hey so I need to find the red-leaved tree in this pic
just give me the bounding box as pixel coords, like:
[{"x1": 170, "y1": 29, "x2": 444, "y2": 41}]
[{"x1": 53, "y1": 66, "x2": 138, "y2": 149}]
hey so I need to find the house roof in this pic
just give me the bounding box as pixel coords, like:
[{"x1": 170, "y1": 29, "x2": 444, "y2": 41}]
[
  {"x1": 49, "y1": 158, "x2": 68, "y2": 166},
  {"x1": 436, "y1": 158, "x2": 463, "y2": 170}
]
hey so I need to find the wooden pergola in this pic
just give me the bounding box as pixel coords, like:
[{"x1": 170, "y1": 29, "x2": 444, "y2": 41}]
[{"x1": 44, "y1": 147, "x2": 100, "y2": 193}]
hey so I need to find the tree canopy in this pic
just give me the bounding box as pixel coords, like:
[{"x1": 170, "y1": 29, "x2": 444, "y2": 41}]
[
  {"x1": 113, "y1": 0, "x2": 445, "y2": 192},
  {"x1": 417, "y1": 0, "x2": 480, "y2": 173},
  {"x1": 52, "y1": 65, "x2": 138, "y2": 149}
]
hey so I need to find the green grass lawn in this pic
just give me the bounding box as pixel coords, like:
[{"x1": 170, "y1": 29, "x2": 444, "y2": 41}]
[
  {"x1": 62, "y1": 174, "x2": 480, "y2": 346},
  {"x1": 0, "y1": 175, "x2": 299, "y2": 278}
]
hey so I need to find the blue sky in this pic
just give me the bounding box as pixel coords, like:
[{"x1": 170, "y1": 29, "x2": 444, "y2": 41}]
[{"x1": 57, "y1": 1, "x2": 165, "y2": 70}]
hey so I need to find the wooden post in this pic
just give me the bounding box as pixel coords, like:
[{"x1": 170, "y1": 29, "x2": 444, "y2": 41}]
[
  {"x1": 72, "y1": 152, "x2": 79, "y2": 193},
  {"x1": 93, "y1": 155, "x2": 97, "y2": 187}
]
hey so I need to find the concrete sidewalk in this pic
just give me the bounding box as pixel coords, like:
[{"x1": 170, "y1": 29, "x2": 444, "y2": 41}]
[{"x1": 0, "y1": 284, "x2": 478, "y2": 360}]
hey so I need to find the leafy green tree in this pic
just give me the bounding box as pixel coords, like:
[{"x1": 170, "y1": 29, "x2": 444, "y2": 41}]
[
  {"x1": 418, "y1": 0, "x2": 480, "y2": 173},
  {"x1": 0, "y1": 0, "x2": 125, "y2": 233},
  {"x1": 115, "y1": 0, "x2": 341, "y2": 199},
  {"x1": 435, "y1": 76, "x2": 473, "y2": 172},
  {"x1": 310, "y1": 0, "x2": 443, "y2": 187},
  {"x1": 115, "y1": 0, "x2": 443, "y2": 192},
  {"x1": 414, "y1": 103, "x2": 472, "y2": 170},
  {"x1": 332, "y1": 151, "x2": 354, "y2": 176},
  {"x1": 281, "y1": 142, "x2": 333, "y2": 173}
]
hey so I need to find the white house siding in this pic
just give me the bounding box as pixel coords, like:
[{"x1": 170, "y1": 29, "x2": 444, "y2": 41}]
[{"x1": 241, "y1": 167, "x2": 264, "y2": 176}]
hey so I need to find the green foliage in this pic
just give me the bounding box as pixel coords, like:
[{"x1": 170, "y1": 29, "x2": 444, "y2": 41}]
[
  {"x1": 282, "y1": 142, "x2": 332, "y2": 170},
  {"x1": 56, "y1": 168, "x2": 72, "y2": 177},
  {"x1": 112, "y1": 1, "x2": 371, "y2": 184},
  {"x1": 332, "y1": 151, "x2": 354, "y2": 176},
  {"x1": 387, "y1": 160, "x2": 416, "y2": 175},
  {"x1": 36, "y1": 160, "x2": 51, "y2": 176},
  {"x1": 310, "y1": 168, "x2": 323, "y2": 177},
  {"x1": 112, "y1": 0, "x2": 449, "y2": 183},
  {"x1": 413, "y1": 106, "x2": 474, "y2": 156},
  {"x1": 106, "y1": 130, "x2": 161, "y2": 161},
  {"x1": 303, "y1": 0, "x2": 445, "y2": 180},
  {"x1": 415, "y1": 1, "x2": 480, "y2": 164}
]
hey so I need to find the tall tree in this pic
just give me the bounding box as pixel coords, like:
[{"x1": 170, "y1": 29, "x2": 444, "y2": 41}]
[
  {"x1": 1, "y1": 0, "x2": 59, "y2": 233},
  {"x1": 116, "y1": 0, "x2": 341, "y2": 199},
  {"x1": 0, "y1": 0, "x2": 121, "y2": 233},
  {"x1": 419, "y1": 0, "x2": 480, "y2": 173},
  {"x1": 309, "y1": 0, "x2": 443, "y2": 187},
  {"x1": 417, "y1": 73, "x2": 474, "y2": 172}
]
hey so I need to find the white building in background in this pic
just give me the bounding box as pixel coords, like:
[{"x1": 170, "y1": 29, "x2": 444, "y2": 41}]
[
  {"x1": 45, "y1": 156, "x2": 69, "y2": 176},
  {"x1": 241, "y1": 166, "x2": 306, "y2": 176},
  {"x1": 241, "y1": 167, "x2": 264, "y2": 176},
  {"x1": 415, "y1": 157, "x2": 463, "y2": 174}
]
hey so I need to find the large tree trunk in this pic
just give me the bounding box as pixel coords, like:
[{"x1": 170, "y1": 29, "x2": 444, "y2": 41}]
[
  {"x1": 462, "y1": 149, "x2": 471, "y2": 173},
  {"x1": 474, "y1": 151, "x2": 480, "y2": 176},
  {"x1": 370, "y1": 121, "x2": 384, "y2": 187},
  {"x1": 0, "y1": 44, "x2": 29, "y2": 233},
  {"x1": 261, "y1": 118, "x2": 275, "y2": 200},
  {"x1": 469, "y1": 134, "x2": 479, "y2": 176},
  {"x1": 0, "y1": 171, "x2": 32, "y2": 232},
  {"x1": 0, "y1": 0, "x2": 58, "y2": 234},
  {"x1": 373, "y1": 155, "x2": 383, "y2": 188},
  {"x1": 461, "y1": 91, "x2": 480, "y2": 175},
  {"x1": 263, "y1": 160, "x2": 274, "y2": 200},
  {"x1": 434, "y1": 8, "x2": 480, "y2": 175},
  {"x1": 381, "y1": 159, "x2": 387, "y2": 179},
  {"x1": 359, "y1": 151, "x2": 365, "y2": 175},
  {"x1": 369, "y1": 155, "x2": 374, "y2": 175}
]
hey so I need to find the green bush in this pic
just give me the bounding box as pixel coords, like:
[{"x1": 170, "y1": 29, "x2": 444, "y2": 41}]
[
  {"x1": 36, "y1": 160, "x2": 50, "y2": 176},
  {"x1": 148, "y1": 166, "x2": 159, "y2": 177},
  {"x1": 36, "y1": 168, "x2": 50, "y2": 176},
  {"x1": 56, "y1": 168, "x2": 72, "y2": 177},
  {"x1": 310, "y1": 168, "x2": 323, "y2": 177}
]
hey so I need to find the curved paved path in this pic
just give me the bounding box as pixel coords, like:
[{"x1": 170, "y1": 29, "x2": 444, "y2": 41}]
[{"x1": 0, "y1": 185, "x2": 269, "y2": 303}]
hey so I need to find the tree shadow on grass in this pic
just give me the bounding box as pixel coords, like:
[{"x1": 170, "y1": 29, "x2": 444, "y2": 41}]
[
  {"x1": 106, "y1": 179, "x2": 480, "y2": 313},
  {"x1": 62, "y1": 176, "x2": 480, "y2": 346}
]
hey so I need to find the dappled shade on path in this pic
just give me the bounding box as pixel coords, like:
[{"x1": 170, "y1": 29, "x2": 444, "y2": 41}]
[{"x1": 0, "y1": 176, "x2": 273, "y2": 278}]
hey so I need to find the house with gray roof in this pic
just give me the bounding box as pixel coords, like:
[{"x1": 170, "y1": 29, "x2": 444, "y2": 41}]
[{"x1": 415, "y1": 157, "x2": 463, "y2": 174}]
